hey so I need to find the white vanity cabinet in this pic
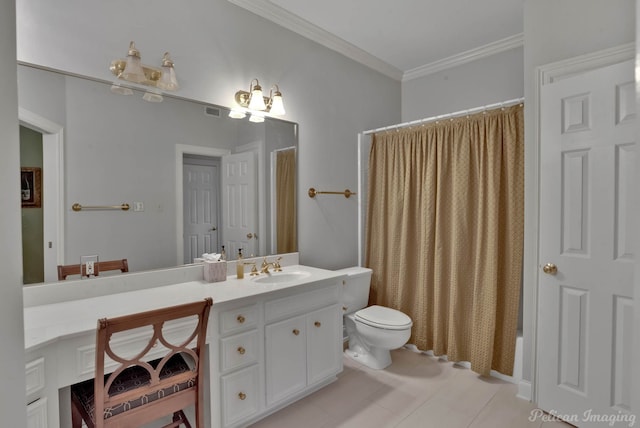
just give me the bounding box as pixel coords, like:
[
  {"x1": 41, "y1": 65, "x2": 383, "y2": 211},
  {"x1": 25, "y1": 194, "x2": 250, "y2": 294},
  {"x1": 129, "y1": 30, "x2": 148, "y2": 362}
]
[
  {"x1": 23, "y1": 262, "x2": 346, "y2": 428},
  {"x1": 211, "y1": 278, "x2": 343, "y2": 428},
  {"x1": 264, "y1": 285, "x2": 342, "y2": 408}
]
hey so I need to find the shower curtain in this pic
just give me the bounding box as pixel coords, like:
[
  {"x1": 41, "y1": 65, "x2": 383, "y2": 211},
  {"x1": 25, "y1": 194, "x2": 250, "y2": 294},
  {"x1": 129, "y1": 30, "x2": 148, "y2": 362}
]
[
  {"x1": 364, "y1": 104, "x2": 524, "y2": 376},
  {"x1": 276, "y1": 148, "x2": 297, "y2": 253}
]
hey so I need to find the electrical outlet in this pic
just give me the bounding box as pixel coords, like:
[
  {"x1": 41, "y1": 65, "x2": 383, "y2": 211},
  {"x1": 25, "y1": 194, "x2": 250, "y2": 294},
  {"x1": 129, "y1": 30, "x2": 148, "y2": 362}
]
[
  {"x1": 133, "y1": 201, "x2": 144, "y2": 212},
  {"x1": 80, "y1": 255, "x2": 99, "y2": 278}
]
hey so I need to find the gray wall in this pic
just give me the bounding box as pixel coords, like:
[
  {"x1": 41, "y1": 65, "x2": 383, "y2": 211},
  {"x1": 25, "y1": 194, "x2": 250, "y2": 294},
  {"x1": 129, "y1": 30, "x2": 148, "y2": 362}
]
[
  {"x1": 16, "y1": 0, "x2": 402, "y2": 270},
  {"x1": 522, "y1": 0, "x2": 635, "y2": 386},
  {"x1": 0, "y1": 0, "x2": 27, "y2": 424},
  {"x1": 402, "y1": 47, "x2": 524, "y2": 121}
]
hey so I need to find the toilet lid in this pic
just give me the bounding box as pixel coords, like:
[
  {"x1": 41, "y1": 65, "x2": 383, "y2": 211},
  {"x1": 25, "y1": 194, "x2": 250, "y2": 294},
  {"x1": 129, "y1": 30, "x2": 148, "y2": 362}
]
[{"x1": 355, "y1": 305, "x2": 412, "y2": 330}]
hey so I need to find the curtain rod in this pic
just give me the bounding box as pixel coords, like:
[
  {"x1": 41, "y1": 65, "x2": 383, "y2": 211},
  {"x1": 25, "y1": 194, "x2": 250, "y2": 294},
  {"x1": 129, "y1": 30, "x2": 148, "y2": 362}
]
[{"x1": 362, "y1": 97, "x2": 524, "y2": 135}]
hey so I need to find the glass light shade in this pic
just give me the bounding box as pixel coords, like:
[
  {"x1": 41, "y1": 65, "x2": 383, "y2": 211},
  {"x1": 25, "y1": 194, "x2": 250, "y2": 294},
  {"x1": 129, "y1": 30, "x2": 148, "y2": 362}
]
[
  {"x1": 249, "y1": 88, "x2": 266, "y2": 110},
  {"x1": 121, "y1": 42, "x2": 146, "y2": 83},
  {"x1": 229, "y1": 109, "x2": 247, "y2": 119},
  {"x1": 157, "y1": 53, "x2": 179, "y2": 91},
  {"x1": 110, "y1": 84, "x2": 133, "y2": 95},
  {"x1": 249, "y1": 113, "x2": 265, "y2": 123},
  {"x1": 142, "y1": 91, "x2": 163, "y2": 103},
  {"x1": 269, "y1": 94, "x2": 286, "y2": 115}
]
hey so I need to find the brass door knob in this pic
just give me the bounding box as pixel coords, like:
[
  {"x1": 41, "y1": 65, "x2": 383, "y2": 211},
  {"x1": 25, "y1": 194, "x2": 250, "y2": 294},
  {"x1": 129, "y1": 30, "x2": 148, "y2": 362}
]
[
  {"x1": 237, "y1": 315, "x2": 245, "y2": 324},
  {"x1": 237, "y1": 346, "x2": 246, "y2": 355},
  {"x1": 542, "y1": 263, "x2": 558, "y2": 275},
  {"x1": 292, "y1": 329, "x2": 300, "y2": 336},
  {"x1": 314, "y1": 321, "x2": 321, "y2": 327},
  {"x1": 238, "y1": 392, "x2": 246, "y2": 400}
]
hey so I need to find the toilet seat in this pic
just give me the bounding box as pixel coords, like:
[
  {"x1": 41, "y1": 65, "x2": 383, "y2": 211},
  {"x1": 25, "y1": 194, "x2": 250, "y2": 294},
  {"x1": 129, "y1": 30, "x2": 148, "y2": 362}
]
[{"x1": 355, "y1": 305, "x2": 412, "y2": 331}]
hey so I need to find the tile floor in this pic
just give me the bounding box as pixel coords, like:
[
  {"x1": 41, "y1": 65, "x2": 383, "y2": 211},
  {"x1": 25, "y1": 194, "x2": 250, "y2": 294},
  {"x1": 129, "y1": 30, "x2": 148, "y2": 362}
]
[{"x1": 248, "y1": 347, "x2": 573, "y2": 428}]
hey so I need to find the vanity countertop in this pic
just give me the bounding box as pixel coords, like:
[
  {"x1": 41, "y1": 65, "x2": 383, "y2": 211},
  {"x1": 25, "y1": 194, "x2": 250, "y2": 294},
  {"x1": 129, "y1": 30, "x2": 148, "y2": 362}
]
[{"x1": 24, "y1": 264, "x2": 345, "y2": 352}]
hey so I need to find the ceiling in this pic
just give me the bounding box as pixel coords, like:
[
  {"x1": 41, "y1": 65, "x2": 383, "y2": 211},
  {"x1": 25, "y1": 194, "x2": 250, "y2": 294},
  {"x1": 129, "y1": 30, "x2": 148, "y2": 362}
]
[{"x1": 229, "y1": 0, "x2": 524, "y2": 81}]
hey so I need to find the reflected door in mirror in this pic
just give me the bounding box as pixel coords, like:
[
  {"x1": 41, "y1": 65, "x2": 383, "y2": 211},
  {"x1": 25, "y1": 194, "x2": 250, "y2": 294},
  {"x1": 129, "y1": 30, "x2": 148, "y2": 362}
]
[
  {"x1": 183, "y1": 160, "x2": 220, "y2": 263},
  {"x1": 222, "y1": 152, "x2": 257, "y2": 258}
]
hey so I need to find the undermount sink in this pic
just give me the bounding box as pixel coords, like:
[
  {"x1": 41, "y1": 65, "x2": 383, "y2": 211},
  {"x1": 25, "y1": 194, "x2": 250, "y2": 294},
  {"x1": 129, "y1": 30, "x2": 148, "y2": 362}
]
[{"x1": 251, "y1": 270, "x2": 312, "y2": 285}]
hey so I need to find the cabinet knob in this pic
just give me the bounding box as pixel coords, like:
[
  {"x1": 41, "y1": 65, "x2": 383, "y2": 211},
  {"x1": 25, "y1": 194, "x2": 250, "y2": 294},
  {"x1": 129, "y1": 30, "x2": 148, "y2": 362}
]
[
  {"x1": 292, "y1": 329, "x2": 300, "y2": 336},
  {"x1": 237, "y1": 315, "x2": 245, "y2": 324},
  {"x1": 238, "y1": 392, "x2": 246, "y2": 400},
  {"x1": 314, "y1": 321, "x2": 321, "y2": 327},
  {"x1": 237, "y1": 346, "x2": 246, "y2": 355}
]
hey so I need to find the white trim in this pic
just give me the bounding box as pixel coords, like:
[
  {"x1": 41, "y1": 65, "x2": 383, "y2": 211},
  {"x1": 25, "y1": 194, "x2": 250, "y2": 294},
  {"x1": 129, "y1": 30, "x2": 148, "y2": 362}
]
[
  {"x1": 228, "y1": 1, "x2": 523, "y2": 82},
  {"x1": 175, "y1": 145, "x2": 231, "y2": 266},
  {"x1": 19, "y1": 108, "x2": 65, "y2": 281},
  {"x1": 403, "y1": 33, "x2": 524, "y2": 82},
  {"x1": 517, "y1": 380, "x2": 532, "y2": 401},
  {"x1": 529, "y1": 44, "x2": 635, "y2": 405},
  {"x1": 228, "y1": 0, "x2": 403, "y2": 81},
  {"x1": 539, "y1": 43, "x2": 634, "y2": 84}
]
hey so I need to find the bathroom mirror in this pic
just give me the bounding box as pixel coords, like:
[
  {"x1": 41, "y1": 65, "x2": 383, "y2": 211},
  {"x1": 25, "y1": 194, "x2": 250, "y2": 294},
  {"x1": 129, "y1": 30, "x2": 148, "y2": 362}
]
[{"x1": 18, "y1": 64, "x2": 298, "y2": 284}]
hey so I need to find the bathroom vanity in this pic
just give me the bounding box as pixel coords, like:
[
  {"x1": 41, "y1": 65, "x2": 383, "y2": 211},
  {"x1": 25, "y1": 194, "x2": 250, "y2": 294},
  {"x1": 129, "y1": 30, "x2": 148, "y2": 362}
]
[{"x1": 23, "y1": 257, "x2": 345, "y2": 428}]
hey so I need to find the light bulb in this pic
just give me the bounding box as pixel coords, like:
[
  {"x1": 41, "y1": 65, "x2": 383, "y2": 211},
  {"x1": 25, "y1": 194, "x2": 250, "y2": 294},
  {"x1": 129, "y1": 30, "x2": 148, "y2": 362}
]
[
  {"x1": 157, "y1": 52, "x2": 179, "y2": 91},
  {"x1": 121, "y1": 41, "x2": 146, "y2": 83}
]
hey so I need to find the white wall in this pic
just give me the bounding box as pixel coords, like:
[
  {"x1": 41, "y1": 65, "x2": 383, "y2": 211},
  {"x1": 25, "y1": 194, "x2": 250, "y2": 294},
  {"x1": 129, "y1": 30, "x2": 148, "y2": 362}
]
[
  {"x1": 402, "y1": 47, "x2": 524, "y2": 121},
  {"x1": 0, "y1": 0, "x2": 27, "y2": 425},
  {"x1": 16, "y1": 0, "x2": 401, "y2": 270},
  {"x1": 522, "y1": 0, "x2": 635, "y2": 392}
]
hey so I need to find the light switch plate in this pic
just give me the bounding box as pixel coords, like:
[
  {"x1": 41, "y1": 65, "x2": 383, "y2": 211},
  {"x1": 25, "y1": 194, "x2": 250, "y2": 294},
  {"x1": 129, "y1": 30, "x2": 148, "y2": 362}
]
[{"x1": 133, "y1": 202, "x2": 144, "y2": 212}]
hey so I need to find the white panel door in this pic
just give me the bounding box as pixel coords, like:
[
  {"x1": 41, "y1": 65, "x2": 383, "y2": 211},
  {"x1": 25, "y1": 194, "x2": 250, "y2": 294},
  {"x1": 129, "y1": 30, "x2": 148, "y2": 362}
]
[
  {"x1": 221, "y1": 152, "x2": 257, "y2": 258},
  {"x1": 183, "y1": 163, "x2": 219, "y2": 263},
  {"x1": 538, "y1": 59, "x2": 635, "y2": 425}
]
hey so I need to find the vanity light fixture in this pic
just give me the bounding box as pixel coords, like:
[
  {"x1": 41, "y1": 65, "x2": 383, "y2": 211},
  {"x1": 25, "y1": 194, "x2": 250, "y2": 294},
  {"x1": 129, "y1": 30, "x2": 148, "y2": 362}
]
[
  {"x1": 110, "y1": 41, "x2": 179, "y2": 92},
  {"x1": 232, "y1": 79, "x2": 286, "y2": 119}
]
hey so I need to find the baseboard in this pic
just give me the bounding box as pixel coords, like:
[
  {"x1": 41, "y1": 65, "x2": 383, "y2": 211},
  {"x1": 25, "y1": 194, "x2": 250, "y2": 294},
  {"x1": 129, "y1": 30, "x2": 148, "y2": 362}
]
[{"x1": 517, "y1": 380, "x2": 532, "y2": 401}]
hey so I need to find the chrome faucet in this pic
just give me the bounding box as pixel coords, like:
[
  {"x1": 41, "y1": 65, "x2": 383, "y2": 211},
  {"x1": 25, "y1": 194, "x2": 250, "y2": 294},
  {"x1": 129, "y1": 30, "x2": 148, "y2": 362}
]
[{"x1": 260, "y1": 256, "x2": 283, "y2": 274}]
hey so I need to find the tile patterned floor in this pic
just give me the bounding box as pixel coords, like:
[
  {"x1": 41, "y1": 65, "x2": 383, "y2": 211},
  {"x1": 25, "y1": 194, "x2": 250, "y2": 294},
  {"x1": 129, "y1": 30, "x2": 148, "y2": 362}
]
[{"x1": 248, "y1": 347, "x2": 574, "y2": 428}]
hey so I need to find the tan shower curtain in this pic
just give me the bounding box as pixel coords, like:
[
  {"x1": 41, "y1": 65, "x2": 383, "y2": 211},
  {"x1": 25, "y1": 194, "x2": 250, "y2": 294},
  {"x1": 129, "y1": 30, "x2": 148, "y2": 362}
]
[
  {"x1": 276, "y1": 149, "x2": 297, "y2": 253},
  {"x1": 365, "y1": 104, "x2": 524, "y2": 376}
]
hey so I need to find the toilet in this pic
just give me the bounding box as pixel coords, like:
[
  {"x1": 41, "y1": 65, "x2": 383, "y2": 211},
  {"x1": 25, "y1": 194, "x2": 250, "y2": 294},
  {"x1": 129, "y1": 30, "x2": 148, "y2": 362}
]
[{"x1": 337, "y1": 267, "x2": 413, "y2": 370}]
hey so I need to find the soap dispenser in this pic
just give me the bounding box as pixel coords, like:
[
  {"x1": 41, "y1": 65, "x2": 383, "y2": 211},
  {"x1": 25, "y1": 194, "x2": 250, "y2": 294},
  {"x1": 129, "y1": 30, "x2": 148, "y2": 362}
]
[
  {"x1": 220, "y1": 245, "x2": 226, "y2": 261},
  {"x1": 236, "y1": 249, "x2": 244, "y2": 279}
]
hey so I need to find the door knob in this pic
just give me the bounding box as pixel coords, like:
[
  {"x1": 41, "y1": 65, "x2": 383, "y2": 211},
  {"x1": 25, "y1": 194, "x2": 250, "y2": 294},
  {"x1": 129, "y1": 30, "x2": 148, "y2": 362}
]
[
  {"x1": 246, "y1": 232, "x2": 253, "y2": 239},
  {"x1": 210, "y1": 227, "x2": 217, "y2": 231},
  {"x1": 542, "y1": 263, "x2": 558, "y2": 275}
]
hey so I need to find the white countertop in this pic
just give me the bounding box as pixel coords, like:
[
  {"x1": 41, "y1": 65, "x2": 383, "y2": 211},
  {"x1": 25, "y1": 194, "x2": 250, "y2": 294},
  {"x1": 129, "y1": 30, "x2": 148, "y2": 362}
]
[{"x1": 24, "y1": 264, "x2": 345, "y2": 352}]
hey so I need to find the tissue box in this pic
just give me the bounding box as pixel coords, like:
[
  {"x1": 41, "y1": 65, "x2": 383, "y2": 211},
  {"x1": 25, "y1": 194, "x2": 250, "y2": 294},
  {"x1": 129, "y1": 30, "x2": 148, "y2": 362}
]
[{"x1": 204, "y1": 261, "x2": 227, "y2": 282}]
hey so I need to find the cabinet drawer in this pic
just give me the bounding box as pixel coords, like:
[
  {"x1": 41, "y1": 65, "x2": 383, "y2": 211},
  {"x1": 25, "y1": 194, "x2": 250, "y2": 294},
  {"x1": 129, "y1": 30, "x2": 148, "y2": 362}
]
[
  {"x1": 220, "y1": 330, "x2": 259, "y2": 373},
  {"x1": 265, "y1": 283, "x2": 339, "y2": 322},
  {"x1": 220, "y1": 304, "x2": 258, "y2": 335},
  {"x1": 25, "y1": 357, "x2": 45, "y2": 401},
  {"x1": 221, "y1": 365, "x2": 260, "y2": 427}
]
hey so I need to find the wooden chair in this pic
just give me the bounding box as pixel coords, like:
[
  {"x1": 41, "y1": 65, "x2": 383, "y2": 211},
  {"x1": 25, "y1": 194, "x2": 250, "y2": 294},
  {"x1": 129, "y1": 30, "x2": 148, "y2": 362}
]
[
  {"x1": 57, "y1": 259, "x2": 129, "y2": 280},
  {"x1": 70, "y1": 297, "x2": 213, "y2": 428}
]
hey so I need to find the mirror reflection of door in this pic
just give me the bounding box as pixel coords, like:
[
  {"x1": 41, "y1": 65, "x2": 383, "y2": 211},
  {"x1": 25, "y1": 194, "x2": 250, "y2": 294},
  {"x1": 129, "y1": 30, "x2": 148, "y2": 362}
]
[
  {"x1": 222, "y1": 151, "x2": 257, "y2": 258},
  {"x1": 183, "y1": 155, "x2": 221, "y2": 264},
  {"x1": 20, "y1": 125, "x2": 44, "y2": 284}
]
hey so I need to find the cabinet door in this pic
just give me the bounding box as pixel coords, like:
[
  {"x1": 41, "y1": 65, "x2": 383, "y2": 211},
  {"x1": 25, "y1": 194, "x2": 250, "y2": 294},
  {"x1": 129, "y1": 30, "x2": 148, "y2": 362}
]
[
  {"x1": 265, "y1": 315, "x2": 306, "y2": 405},
  {"x1": 26, "y1": 398, "x2": 48, "y2": 428},
  {"x1": 307, "y1": 305, "x2": 342, "y2": 385}
]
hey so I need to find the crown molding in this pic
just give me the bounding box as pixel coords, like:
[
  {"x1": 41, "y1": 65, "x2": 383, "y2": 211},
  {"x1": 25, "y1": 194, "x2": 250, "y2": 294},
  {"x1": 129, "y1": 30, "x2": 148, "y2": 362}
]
[
  {"x1": 402, "y1": 33, "x2": 524, "y2": 82},
  {"x1": 228, "y1": 0, "x2": 403, "y2": 80},
  {"x1": 228, "y1": 1, "x2": 523, "y2": 83}
]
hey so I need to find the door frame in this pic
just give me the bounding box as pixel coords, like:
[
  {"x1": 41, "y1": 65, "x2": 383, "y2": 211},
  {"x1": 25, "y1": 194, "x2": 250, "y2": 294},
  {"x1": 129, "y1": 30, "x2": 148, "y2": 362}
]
[
  {"x1": 526, "y1": 43, "x2": 635, "y2": 403},
  {"x1": 175, "y1": 144, "x2": 230, "y2": 266},
  {"x1": 19, "y1": 107, "x2": 64, "y2": 282}
]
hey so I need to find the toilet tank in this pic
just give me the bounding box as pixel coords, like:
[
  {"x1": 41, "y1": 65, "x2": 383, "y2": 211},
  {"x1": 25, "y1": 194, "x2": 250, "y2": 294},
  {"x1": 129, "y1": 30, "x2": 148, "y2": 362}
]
[{"x1": 335, "y1": 267, "x2": 372, "y2": 315}]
